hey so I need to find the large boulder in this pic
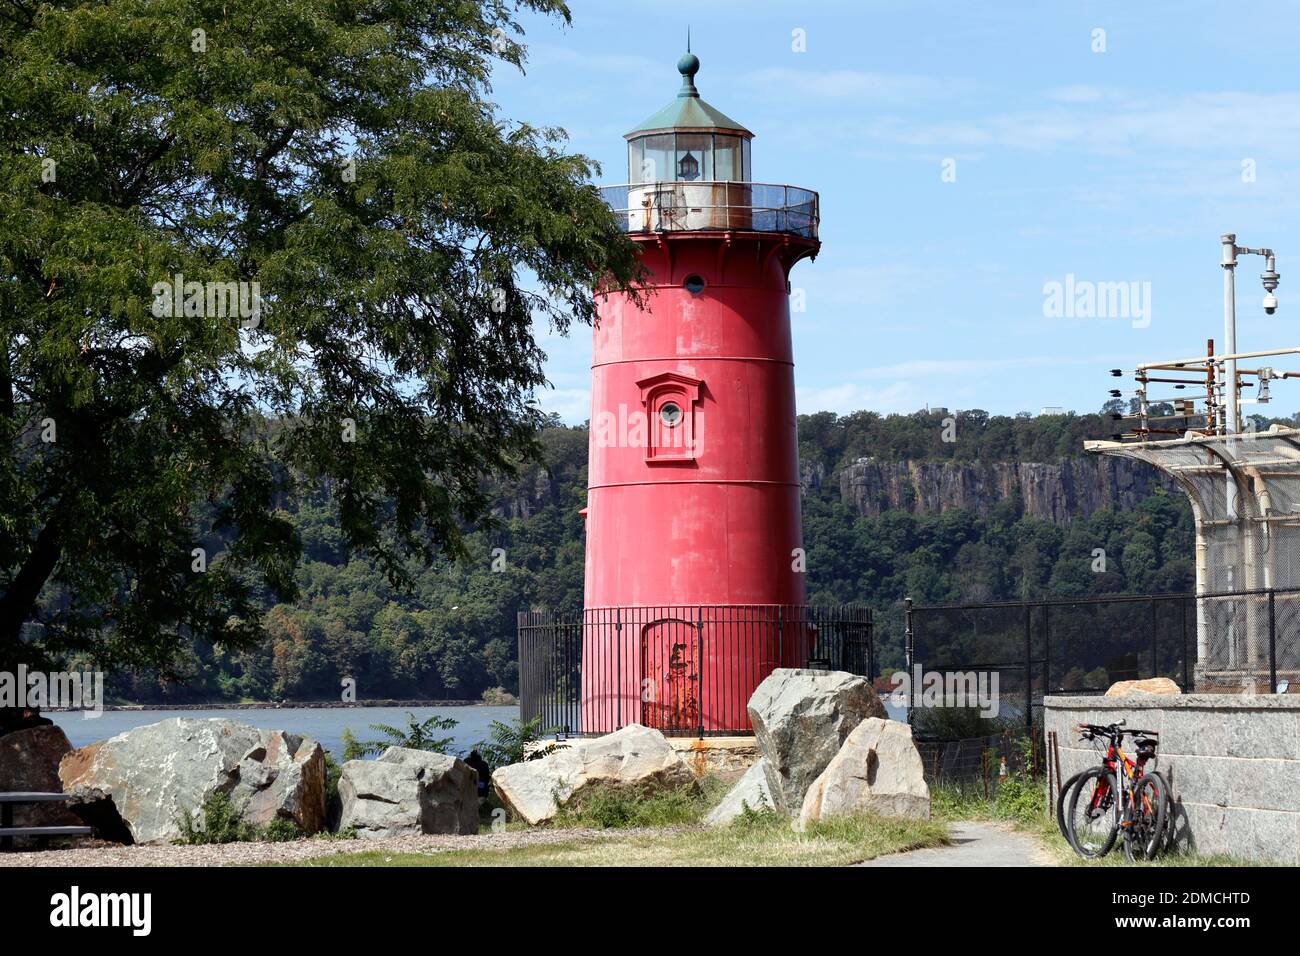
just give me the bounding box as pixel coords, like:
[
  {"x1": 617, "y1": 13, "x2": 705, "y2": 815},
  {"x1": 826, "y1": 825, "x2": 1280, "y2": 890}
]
[
  {"x1": 58, "y1": 718, "x2": 326, "y2": 844},
  {"x1": 1104, "y1": 677, "x2": 1181, "y2": 697},
  {"x1": 747, "y1": 668, "x2": 887, "y2": 815},
  {"x1": 492, "y1": 723, "x2": 695, "y2": 825},
  {"x1": 704, "y1": 758, "x2": 774, "y2": 827},
  {"x1": 798, "y1": 717, "x2": 930, "y2": 828},
  {"x1": 0, "y1": 725, "x2": 83, "y2": 843},
  {"x1": 337, "y1": 747, "x2": 479, "y2": 838}
]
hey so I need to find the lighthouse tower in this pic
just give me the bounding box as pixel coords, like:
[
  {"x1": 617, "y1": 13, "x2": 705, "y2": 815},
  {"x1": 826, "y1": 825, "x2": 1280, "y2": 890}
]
[{"x1": 579, "y1": 47, "x2": 824, "y2": 736}]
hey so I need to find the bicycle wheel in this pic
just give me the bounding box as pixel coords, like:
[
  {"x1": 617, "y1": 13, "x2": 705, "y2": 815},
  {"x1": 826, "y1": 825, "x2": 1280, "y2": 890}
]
[
  {"x1": 1125, "y1": 772, "x2": 1170, "y2": 861},
  {"x1": 1055, "y1": 769, "x2": 1087, "y2": 840},
  {"x1": 1066, "y1": 767, "x2": 1119, "y2": 858}
]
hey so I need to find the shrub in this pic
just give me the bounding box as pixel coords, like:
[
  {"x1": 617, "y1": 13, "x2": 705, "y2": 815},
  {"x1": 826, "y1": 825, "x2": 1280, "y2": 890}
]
[
  {"x1": 477, "y1": 716, "x2": 560, "y2": 769},
  {"x1": 552, "y1": 782, "x2": 708, "y2": 829},
  {"x1": 342, "y1": 712, "x2": 458, "y2": 759},
  {"x1": 176, "y1": 793, "x2": 256, "y2": 845},
  {"x1": 175, "y1": 792, "x2": 305, "y2": 845}
]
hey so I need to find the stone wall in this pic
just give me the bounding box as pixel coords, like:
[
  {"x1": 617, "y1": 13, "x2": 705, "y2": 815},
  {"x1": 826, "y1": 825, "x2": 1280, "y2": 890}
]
[{"x1": 1044, "y1": 694, "x2": 1300, "y2": 864}]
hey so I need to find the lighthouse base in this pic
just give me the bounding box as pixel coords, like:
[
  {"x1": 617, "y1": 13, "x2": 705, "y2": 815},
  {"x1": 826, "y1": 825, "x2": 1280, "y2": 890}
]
[{"x1": 517, "y1": 604, "x2": 874, "y2": 738}]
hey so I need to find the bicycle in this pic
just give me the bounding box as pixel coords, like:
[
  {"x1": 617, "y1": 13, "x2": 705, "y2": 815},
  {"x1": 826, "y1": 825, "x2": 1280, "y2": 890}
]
[{"x1": 1063, "y1": 720, "x2": 1171, "y2": 861}]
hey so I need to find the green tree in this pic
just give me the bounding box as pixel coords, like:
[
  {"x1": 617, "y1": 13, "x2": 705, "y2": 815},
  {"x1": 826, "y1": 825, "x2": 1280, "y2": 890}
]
[{"x1": 0, "y1": 0, "x2": 641, "y2": 673}]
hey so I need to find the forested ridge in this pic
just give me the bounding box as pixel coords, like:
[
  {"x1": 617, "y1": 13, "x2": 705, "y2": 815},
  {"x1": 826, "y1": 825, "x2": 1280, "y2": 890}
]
[{"x1": 84, "y1": 406, "x2": 1298, "y2": 703}]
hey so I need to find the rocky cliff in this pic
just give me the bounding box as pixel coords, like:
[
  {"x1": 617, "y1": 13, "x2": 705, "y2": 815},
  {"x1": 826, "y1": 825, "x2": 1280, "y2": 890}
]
[{"x1": 833, "y1": 456, "x2": 1174, "y2": 526}]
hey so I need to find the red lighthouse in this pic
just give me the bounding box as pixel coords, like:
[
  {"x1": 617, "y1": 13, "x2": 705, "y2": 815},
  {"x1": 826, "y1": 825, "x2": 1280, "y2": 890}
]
[{"x1": 578, "y1": 47, "x2": 828, "y2": 735}]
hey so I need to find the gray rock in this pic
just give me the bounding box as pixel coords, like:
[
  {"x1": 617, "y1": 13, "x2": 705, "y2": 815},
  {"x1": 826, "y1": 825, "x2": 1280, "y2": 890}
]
[
  {"x1": 704, "y1": 759, "x2": 774, "y2": 826},
  {"x1": 58, "y1": 717, "x2": 326, "y2": 844},
  {"x1": 748, "y1": 668, "x2": 887, "y2": 815},
  {"x1": 799, "y1": 717, "x2": 930, "y2": 828},
  {"x1": 492, "y1": 723, "x2": 695, "y2": 825},
  {"x1": 337, "y1": 747, "x2": 479, "y2": 838}
]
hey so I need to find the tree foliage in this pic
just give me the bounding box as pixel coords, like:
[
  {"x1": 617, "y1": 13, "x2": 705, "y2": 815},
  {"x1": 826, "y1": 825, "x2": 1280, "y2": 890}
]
[{"x1": 0, "y1": 0, "x2": 641, "y2": 672}]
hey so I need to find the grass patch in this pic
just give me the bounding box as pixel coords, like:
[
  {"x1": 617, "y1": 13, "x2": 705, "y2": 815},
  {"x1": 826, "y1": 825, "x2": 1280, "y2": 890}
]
[
  {"x1": 549, "y1": 776, "x2": 731, "y2": 829},
  {"x1": 290, "y1": 811, "x2": 949, "y2": 867}
]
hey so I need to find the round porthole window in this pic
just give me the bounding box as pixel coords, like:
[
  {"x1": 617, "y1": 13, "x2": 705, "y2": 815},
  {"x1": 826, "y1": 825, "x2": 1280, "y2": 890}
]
[
  {"x1": 683, "y1": 275, "x2": 705, "y2": 295},
  {"x1": 660, "y1": 402, "x2": 683, "y2": 427}
]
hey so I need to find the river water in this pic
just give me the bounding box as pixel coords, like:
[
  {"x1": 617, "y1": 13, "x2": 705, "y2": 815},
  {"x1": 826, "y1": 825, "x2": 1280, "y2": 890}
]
[
  {"x1": 50, "y1": 705, "x2": 521, "y2": 761},
  {"x1": 50, "y1": 700, "x2": 913, "y2": 761}
]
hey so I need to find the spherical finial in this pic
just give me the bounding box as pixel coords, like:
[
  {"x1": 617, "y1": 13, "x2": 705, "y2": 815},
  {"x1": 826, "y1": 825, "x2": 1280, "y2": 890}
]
[{"x1": 677, "y1": 51, "x2": 699, "y2": 78}]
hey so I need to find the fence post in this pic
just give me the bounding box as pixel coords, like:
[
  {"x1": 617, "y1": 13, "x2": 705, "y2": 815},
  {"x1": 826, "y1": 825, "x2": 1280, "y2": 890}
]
[
  {"x1": 1024, "y1": 602, "x2": 1033, "y2": 734},
  {"x1": 1181, "y1": 596, "x2": 1191, "y2": 691},
  {"x1": 1150, "y1": 598, "x2": 1158, "y2": 679},
  {"x1": 1043, "y1": 604, "x2": 1051, "y2": 696},
  {"x1": 868, "y1": 607, "x2": 876, "y2": 683},
  {"x1": 615, "y1": 608, "x2": 623, "y2": 731},
  {"x1": 697, "y1": 605, "x2": 705, "y2": 739},
  {"x1": 1268, "y1": 589, "x2": 1278, "y2": 694},
  {"x1": 904, "y1": 598, "x2": 914, "y2": 726}
]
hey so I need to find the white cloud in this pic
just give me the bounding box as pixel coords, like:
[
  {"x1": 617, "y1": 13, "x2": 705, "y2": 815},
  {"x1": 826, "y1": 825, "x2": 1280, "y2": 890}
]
[{"x1": 533, "y1": 387, "x2": 590, "y2": 423}]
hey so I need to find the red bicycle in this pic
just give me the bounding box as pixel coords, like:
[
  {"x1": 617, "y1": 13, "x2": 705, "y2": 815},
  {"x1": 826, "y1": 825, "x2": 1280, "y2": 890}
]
[{"x1": 1064, "y1": 720, "x2": 1170, "y2": 861}]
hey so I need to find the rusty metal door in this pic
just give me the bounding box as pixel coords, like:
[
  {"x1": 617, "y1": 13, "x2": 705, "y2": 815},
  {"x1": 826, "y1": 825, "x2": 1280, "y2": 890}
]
[{"x1": 640, "y1": 618, "x2": 699, "y2": 733}]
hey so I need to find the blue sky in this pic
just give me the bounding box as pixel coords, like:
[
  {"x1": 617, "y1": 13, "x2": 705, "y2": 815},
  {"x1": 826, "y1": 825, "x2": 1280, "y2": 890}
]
[{"x1": 490, "y1": 0, "x2": 1300, "y2": 423}]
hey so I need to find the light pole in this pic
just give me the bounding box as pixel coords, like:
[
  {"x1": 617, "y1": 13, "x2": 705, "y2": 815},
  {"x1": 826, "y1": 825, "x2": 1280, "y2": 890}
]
[{"x1": 1220, "y1": 233, "x2": 1281, "y2": 522}]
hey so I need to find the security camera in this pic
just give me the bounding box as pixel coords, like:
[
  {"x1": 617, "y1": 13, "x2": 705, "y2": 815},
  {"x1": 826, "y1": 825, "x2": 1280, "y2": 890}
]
[{"x1": 1264, "y1": 293, "x2": 1278, "y2": 314}]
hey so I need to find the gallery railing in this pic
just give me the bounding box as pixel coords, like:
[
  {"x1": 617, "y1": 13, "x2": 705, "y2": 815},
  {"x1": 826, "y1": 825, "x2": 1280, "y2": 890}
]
[
  {"x1": 518, "y1": 604, "x2": 872, "y2": 737},
  {"x1": 597, "y1": 182, "x2": 819, "y2": 239}
]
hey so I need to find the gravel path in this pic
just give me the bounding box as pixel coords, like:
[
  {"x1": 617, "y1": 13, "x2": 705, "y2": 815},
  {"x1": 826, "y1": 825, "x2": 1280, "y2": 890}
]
[
  {"x1": 0, "y1": 827, "x2": 673, "y2": 868},
  {"x1": 857, "y1": 821, "x2": 1053, "y2": 867}
]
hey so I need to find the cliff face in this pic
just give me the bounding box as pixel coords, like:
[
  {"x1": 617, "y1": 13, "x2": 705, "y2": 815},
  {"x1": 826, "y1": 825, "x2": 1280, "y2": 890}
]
[{"x1": 834, "y1": 457, "x2": 1174, "y2": 526}]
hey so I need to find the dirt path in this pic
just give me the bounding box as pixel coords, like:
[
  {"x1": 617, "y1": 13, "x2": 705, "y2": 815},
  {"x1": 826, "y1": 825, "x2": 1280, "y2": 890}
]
[
  {"x1": 0, "y1": 827, "x2": 675, "y2": 868},
  {"x1": 857, "y1": 821, "x2": 1054, "y2": 867}
]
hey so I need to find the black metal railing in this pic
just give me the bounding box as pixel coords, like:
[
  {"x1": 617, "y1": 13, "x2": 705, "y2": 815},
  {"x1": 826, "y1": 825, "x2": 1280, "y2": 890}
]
[
  {"x1": 597, "y1": 182, "x2": 819, "y2": 240},
  {"x1": 904, "y1": 586, "x2": 1300, "y2": 734},
  {"x1": 518, "y1": 604, "x2": 872, "y2": 738}
]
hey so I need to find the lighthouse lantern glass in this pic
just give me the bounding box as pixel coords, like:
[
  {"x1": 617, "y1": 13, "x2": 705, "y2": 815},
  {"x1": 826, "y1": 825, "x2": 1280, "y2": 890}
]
[{"x1": 627, "y1": 132, "x2": 748, "y2": 184}]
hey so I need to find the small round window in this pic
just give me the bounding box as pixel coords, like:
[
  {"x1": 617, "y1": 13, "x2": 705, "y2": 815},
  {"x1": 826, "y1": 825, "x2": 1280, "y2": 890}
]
[
  {"x1": 659, "y1": 402, "x2": 683, "y2": 427},
  {"x1": 683, "y1": 275, "x2": 705, "y2": 295}
]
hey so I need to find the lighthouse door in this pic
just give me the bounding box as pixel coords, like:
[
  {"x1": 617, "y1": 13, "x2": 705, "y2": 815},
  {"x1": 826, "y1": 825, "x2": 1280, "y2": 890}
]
[{"x1": 640, "y1": 618, "x2": 699, "y2": 733}]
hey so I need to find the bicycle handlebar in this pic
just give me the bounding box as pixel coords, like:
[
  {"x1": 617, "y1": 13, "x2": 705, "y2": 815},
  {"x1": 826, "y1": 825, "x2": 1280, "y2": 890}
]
[{"x1": 1077, "y1": 722, "x2": 1160, "y2": 739}]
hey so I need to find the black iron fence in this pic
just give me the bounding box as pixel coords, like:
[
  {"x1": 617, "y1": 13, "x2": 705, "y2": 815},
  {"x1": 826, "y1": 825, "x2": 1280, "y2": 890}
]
[
  {"x1": 518, "y1": 604, "x2": 872, "y2": 738},
  {"x1": 905, "y1": 586, "x2": 1300, "y2": 734}
]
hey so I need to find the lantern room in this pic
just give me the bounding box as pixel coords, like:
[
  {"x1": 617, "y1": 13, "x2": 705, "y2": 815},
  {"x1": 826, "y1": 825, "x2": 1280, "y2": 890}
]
[{"x1": 625, "y1": 50, "x2": 752, "y2": 185}]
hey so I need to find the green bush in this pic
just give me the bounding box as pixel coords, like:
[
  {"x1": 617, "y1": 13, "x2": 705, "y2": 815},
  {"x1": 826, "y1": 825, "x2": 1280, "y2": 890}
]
[
  {"x1": 552, "y1": 782, "x2": 709, "y2": 829},
  {"x1": 175, "y1": 792, "x2": 304, "y2": 845},
  {"x1": 342, "y1": 712, "x2": 459, "y2": 759},
  {"x1": 477, "y1": 716, "x2": 560, "y2": 769},
  {"x1": 176, "y1": 792, "x2": 256, "y2": 845}
]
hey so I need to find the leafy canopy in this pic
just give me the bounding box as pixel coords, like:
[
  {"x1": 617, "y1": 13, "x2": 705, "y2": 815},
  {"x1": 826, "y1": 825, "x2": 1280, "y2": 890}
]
[{"x1": 0, "y1": 0, "x2": 641, "y2": 672}]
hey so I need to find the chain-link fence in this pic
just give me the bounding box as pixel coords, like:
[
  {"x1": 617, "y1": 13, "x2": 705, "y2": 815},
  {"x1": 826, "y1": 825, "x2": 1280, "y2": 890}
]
[{"x1": 906, "y1": 586, "x2": 1300, "y2": 733}]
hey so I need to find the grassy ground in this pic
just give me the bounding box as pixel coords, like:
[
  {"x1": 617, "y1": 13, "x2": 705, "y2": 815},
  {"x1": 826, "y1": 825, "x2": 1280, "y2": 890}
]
[
  {"x1": 286, "y1": 775, "x2": 948, "y2": 867},
  {"x1": 293, "y1": 811, "x2": 950, "y2": 867},
  {"x1": 933, "y1": 777, "x2": 1257, "y2": 867}
]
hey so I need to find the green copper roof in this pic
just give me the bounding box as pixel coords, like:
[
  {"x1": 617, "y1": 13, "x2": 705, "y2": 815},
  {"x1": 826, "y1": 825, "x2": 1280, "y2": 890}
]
[{"x1": 624, "y1": 49, "x2": 752, "y2": 139}]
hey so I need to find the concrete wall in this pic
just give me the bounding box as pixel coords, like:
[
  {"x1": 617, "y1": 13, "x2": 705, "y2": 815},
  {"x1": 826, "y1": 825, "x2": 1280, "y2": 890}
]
[{"x1": 1044, "y1": 694, "x2": 1300, "y2": 864}]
